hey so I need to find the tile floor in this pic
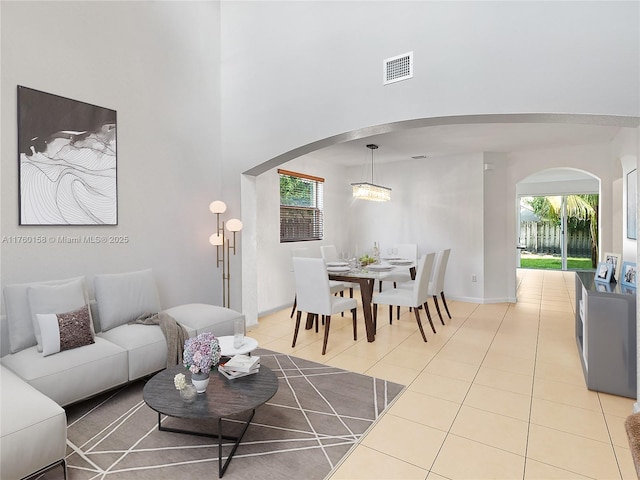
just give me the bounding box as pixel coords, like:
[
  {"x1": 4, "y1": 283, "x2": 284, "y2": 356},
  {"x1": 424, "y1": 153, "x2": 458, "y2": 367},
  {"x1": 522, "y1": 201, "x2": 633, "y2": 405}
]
[{"x1": 249, "y1": 269, "x2": 638, "y2": 479}]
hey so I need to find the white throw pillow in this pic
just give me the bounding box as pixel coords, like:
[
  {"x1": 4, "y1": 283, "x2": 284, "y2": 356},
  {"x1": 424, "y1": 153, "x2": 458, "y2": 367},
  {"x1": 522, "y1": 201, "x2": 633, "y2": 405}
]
[
  {"x1": 3, "y1": 276, "x2": 87, "y2": 353},
  {"x1": 27, "y1": 278, "x2": 87, "y2": 352},
  {"x1": 37, "y1": 304, "x2": 95, "y2": 357},
  {"x1": 94, "y1": 269, "x2": 161, "y2": 331}
]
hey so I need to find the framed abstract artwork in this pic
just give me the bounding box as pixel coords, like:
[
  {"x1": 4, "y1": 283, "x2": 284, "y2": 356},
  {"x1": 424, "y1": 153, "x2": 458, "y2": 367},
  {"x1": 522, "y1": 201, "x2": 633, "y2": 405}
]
[{"x1": 18, "y1": 86, "x2": 117, "y2": 225}]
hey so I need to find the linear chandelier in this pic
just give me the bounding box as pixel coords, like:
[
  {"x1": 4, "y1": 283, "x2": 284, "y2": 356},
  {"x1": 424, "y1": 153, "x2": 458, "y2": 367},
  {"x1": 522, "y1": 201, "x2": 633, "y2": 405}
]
[{"x1": 351, "y1": 144, "x2": 391, "y2": 202}]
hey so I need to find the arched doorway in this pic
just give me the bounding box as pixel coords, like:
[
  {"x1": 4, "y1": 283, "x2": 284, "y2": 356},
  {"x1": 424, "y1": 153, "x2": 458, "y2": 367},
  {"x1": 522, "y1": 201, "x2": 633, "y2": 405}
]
[{"x1": 517, "y1": 168, "x2": 600, "y2": 271}]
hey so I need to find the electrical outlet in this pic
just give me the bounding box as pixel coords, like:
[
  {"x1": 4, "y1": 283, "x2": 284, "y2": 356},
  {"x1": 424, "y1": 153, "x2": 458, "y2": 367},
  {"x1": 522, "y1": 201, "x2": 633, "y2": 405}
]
[{"x1": 471, "y1": 274, "x2": 477, "y2": 282}]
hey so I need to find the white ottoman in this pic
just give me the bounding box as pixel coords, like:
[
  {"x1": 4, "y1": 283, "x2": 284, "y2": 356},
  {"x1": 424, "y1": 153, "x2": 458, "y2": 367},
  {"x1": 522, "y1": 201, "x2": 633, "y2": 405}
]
[{"x1": 163, "y1": 303, "x2": 245, "y2": 338}]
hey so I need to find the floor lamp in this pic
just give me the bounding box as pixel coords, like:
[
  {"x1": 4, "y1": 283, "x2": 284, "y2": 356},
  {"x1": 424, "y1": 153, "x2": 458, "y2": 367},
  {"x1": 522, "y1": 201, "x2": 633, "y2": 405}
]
[{"x1": 209, "y1": 201, "x2": 243, "y2": 309}]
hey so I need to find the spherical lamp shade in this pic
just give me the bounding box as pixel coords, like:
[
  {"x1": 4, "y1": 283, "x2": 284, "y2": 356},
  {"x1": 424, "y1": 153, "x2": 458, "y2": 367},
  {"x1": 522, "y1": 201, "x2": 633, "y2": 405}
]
[
  {"x1": 226, "y1": 218, "x2": 243, "y2": 232},
  {"x1": 209, "y1": 201, "x2": 227, "y2": 214},
  {"x1": 209, "y1": 233, "x2": 224, "y2": 246}
]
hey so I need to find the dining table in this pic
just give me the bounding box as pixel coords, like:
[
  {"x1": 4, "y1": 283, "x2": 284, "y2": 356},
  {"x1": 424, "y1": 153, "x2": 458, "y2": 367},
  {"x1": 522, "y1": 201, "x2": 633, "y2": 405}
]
[{"x1": 322, "y1": 260, "x2": 416, "y2": 343}]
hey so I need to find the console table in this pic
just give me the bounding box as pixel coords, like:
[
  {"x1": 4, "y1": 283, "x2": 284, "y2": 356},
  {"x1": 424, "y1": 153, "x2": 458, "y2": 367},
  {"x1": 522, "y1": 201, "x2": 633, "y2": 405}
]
[{"x1": 575, "y1": 271, "x2": 637, "y2": 398}]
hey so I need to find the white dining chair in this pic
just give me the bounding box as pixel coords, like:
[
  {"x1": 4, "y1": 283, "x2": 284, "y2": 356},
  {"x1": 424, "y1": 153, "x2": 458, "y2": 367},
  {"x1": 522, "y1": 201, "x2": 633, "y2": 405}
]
[
  {"x1": 428, "y1": 248, "x2": 451, "y2": 324},
  {"x1": 320, "y1": 245, "x2": 357, "y2": 296},
  {"x1": 373, "y1": 253, "x2": 437, "y2": 342},
  {"x1": 291, "y1": 257, "x2": 358, "y2": 355},
  {"x1": 289, "y1": 248, "x2": 347, "y2": 318},
  {"x1": 379, "y1": 243, "x2": 418, "y2": 287}
]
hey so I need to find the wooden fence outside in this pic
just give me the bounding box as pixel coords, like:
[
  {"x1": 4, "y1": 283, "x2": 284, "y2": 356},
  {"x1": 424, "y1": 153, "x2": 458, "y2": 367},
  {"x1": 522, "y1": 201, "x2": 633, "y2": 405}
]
[{"x1": 520, "y1": 221, "x2": 592, "y2": 257}]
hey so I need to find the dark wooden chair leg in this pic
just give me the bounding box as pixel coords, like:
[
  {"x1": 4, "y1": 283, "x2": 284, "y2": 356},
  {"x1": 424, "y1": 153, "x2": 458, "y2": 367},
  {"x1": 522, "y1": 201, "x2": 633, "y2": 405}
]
[
  {"x1": 290, "y1": 295, "x2": 297, "y2": 318},
  {"x1": 322, "y1": 316, "x2": 331, "y2": 354},
  {"x1": 423, "y1": 301, "x2": 437, "y2": 333},
  {"x1": 373, "y1": 303, "x2": 378, "y2": 330},
  {"x1": 389, "y1": 305, "x2": 393, "y2": 324},
  {"x1": 432, "y1": 295, "x2": 445, "y2": 325},
  {"x1": 308, "y1": 312, "x2": 317, "y2": 332},
  {"x1": 349, "y1": 287, "x2": 354, "y2": 298},
  {"x1": 292, "y1": 310, "x2": 302, "y2": 347},
  {"x1": 413, "y1": 308, "x2": 428, "y2": 342},
  {"x1": 352, "y1": 308, "x2": 357, "y2": 340},
  {"x1": 441, "y1": 291, "x2": 452, "y2": 319}
]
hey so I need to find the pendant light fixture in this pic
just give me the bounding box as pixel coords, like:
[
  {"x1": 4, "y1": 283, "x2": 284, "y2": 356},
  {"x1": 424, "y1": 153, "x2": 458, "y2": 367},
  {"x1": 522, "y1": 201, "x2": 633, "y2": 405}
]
[{"x1": 351, "y1": 144, "x2": 391, "y2": 202}]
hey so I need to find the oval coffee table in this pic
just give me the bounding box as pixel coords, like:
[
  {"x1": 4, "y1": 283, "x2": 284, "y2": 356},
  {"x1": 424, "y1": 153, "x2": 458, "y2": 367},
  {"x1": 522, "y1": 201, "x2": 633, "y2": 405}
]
[{"x1": 143, "y1": 363, "x2": 278, "y2": 477}]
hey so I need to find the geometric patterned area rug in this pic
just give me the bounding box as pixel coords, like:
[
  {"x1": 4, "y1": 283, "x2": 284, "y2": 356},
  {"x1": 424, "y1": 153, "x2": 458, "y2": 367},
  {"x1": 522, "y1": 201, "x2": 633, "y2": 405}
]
[{"x1": 41, "y1": 349, "x2": 405, "y2": 480}]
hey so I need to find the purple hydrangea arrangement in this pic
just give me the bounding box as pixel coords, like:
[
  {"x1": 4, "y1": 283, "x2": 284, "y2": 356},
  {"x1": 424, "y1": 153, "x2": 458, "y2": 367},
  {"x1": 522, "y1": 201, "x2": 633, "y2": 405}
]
[{"x1": 183, "y1": 332, "x2": 221, "y2": 374}]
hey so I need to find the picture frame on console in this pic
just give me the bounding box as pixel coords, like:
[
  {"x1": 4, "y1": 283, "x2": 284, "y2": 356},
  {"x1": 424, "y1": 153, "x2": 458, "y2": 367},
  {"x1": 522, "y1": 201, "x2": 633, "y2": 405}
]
[
  {"x1": 620, "y1": 262, "x2": 637, "y2": 288},
  {"x1": 594, "y1": 262, "x2": 613, "y2": 284},
  {"x1": 603, "y1": 252, "x2": 621, "y2": 281}
]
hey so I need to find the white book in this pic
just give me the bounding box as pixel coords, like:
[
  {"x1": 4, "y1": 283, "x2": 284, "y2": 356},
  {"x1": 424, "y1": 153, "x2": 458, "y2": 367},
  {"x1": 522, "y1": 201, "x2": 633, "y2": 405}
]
[
  {"x1": 222, "y1": 355, "x2": 260, "y2": 373},
  {"x1": 218, "y1": 365, "x2": 259, "y2": 379}
]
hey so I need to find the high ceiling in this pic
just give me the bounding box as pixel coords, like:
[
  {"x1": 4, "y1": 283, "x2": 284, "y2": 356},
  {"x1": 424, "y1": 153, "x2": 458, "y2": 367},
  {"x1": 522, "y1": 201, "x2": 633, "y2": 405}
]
[{"x1": 303, "y1": 123, "x2": 623, "y2": 167}]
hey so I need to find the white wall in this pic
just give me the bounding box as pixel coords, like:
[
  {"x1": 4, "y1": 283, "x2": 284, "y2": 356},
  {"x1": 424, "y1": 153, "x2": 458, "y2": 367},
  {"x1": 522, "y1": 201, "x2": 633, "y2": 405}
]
[
  {"x1": 345, "y1": 153, "x2": 486, "y2": 303},
  {"x1": 1, "y1": 2, "x2": 224, "y2": 308},
  {"x1": 612, "y1": 128, "x2": 640, "y2": 263},
  {"x1": 483, "y1": 153, "x2": 512, "y2": 302},
  {"x1": 222, "y1": 2, "x2": 638, "y2": 162}
]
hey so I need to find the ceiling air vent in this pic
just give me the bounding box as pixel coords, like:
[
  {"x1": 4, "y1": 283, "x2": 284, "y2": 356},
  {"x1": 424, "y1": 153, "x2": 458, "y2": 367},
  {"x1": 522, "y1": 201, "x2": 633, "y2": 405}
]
[{"x1": 383, "y1": 51, "x2": 413, "y2": 85}]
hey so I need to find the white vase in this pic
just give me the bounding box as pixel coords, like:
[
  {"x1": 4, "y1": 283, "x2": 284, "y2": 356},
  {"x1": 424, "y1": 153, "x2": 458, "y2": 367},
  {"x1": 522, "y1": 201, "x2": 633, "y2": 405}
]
[{"x1": 191, "y1": 372, "x2": 210, "y2": 393}]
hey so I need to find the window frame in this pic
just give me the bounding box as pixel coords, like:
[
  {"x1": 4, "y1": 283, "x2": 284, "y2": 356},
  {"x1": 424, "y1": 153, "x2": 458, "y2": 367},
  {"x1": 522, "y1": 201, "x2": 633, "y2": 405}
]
[{"x1": 279, "y1": 169, "x2": 324, "y2": 243}]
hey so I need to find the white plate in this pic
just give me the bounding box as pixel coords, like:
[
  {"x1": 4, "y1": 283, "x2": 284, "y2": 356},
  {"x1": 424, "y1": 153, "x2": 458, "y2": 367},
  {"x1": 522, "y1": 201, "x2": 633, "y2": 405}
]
[
  {"x1": 326, "y1": 261, "x2": 349, "y2": 267},
  {"x1": 366, "y1": 264, "x2": 394, "y2": 272},
  {"x1": 327, "y1": 266, "x2": 351, "y2": 272},
  {"x1": 381, "y1": 256, "x2": 401, "y2": 261},
  {"x1": 389, "y1": 259, "x2": 413, "y2": 265}
]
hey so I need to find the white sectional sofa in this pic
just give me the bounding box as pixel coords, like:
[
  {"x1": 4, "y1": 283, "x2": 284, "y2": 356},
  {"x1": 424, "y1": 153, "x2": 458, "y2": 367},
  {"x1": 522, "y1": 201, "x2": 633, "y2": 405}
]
[{"x1": 0, "y1": 269, "x2": 245, "y2": 480}]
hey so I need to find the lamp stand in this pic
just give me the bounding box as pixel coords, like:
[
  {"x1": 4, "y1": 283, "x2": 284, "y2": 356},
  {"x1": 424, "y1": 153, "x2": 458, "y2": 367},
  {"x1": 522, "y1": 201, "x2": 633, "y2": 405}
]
[{"x1": 210, "y1": 201, "x2": 242, "y2": 309}]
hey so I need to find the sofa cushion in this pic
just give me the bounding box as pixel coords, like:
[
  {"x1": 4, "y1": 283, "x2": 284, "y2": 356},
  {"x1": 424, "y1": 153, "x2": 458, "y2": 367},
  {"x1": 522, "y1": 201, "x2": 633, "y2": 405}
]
[
  {"x1": 163, "y1": 303, "x2": 245, "y2": 337},
  {"x1": 1, "y1": 337, "x2": 129, "y2": 406},
  {"x1": 94, "y1": 269, "x2": 161, "y2": 331},
  {"x1": 37, "y1": 304, "x2": 95, "y2": 357},
  {"x1": 0, "y1": 365, "x2": 66, "y2": 480},
  {"x1": 27, "y1": 277, "x2": 87, "y2": 352},
  {"x1": 3, "y1": 276, "x2": 88, "y2": 353},
  {"x1": 98, "y1": 322, "x2": 196, "y2": 380}
]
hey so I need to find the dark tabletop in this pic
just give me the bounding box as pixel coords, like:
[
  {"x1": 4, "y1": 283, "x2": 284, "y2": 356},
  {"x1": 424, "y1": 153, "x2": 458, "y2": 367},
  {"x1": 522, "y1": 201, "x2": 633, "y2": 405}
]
[{"x1": 143, "y1": 364, "x2": 279, "y2": 420}]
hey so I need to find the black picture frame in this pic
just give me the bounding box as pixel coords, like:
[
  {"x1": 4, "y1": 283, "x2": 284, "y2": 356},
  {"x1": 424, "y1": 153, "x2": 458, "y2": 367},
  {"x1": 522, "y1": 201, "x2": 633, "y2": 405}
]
[
  {"x1": 18, "y1": 86, "x2": 117, "y2": 225},
  {"x1": 627, "y1": 169, "x2": 636, "y2": 240}
]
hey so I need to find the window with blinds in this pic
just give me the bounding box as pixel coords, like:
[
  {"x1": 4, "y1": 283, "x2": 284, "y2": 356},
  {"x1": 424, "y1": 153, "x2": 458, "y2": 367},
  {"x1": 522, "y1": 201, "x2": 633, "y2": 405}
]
[{"x1": 279, "y1": 169, "x2": 324, "y2": 242}]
